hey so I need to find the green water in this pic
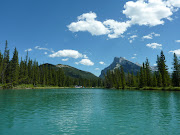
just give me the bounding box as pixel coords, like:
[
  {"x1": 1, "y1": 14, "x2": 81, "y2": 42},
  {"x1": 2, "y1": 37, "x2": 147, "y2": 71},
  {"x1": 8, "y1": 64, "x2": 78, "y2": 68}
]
[{"x1": 0, "y1": 89, "x2": 180, "y2": 135}]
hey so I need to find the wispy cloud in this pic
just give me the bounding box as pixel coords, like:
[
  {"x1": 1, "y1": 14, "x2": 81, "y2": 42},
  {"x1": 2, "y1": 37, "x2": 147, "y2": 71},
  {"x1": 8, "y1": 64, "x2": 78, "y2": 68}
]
[
  {"x1": 142, "y1": 32, "x2": 160, "y2": 39},
  {"x1": 95, "y1": 68, "x2": 100, "y2": 70},
  {"x1": 62, "y1": 58, "x2": 69, "y2": 61},
  {"x1": 131, "y1": 57, "x2": 136, "y2": 59},
  {"x1": 146, "y1": 43, "x2": 162, "y2": 49},
  {"x1": 25, "y1": 48, "x2": 32, "y2": 52},
  {"x1": 35, "y1": 46, "x2": 54, "y2": 53},
  {"x1": 128, "y1": 35, "x2": 138, "y2": 43}
]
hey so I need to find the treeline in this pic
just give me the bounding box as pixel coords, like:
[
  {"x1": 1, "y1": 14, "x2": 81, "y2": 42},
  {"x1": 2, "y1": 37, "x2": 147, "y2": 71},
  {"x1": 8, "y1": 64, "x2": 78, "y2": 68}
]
[
  {"x1": 0, "y1": 41, "x2": 101, "y2": 88},
  {"x1": 104, "y1": 51, "x2": 180, "y2": 89}
]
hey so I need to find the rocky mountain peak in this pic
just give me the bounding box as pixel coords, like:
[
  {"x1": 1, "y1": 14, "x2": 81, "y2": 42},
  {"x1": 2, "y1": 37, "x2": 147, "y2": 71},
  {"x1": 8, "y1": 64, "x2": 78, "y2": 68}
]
[{"x1": 99, "y1": 57, "x2": 141, "y2": 78}]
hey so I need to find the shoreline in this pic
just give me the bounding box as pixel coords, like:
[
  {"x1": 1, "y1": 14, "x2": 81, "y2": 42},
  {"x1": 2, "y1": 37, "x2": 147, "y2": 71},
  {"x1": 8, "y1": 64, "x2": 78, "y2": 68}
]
[{"x1": 0, "y1": 85, "x2": 180, "y2": 91}]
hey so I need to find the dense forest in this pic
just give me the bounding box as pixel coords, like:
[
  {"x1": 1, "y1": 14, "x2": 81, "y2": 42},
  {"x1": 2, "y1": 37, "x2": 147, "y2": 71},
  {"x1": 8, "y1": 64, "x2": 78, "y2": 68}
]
[
  {"x1": 104, "y1": 51, "x2": 180, "y2": 89},
  {"x1": 0, "y1": 41, "x2": 102, "y2": 88},
  {"x1": 0, "y1": 40, "x2": 179, "y2": 90}
]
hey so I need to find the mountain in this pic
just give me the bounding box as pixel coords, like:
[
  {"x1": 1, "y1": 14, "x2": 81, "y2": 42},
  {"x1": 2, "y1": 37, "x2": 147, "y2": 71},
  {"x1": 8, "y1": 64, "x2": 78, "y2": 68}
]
[
  {"x1": 99, "y1": 57, "x2": 142, "y2": 78},
  {"x1": 40, "y1": 63, "x2": 98, "y2": 80}
]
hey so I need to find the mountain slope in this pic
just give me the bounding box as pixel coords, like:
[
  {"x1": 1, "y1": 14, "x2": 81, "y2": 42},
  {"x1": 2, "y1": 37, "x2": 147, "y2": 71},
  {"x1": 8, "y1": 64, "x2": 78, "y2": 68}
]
[
  {"x1": 40, "y1": 63, "x2": 98, "y2": 80},
  {"x1": 99, "y1": 57, "x2": 142, "y2": 78}
]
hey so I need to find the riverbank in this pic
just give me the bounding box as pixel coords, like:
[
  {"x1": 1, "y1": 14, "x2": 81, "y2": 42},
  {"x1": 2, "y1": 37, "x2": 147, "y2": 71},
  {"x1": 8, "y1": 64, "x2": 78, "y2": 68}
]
[
  {"x1": 118, "y1": 87, "x2": 180, "y2": 91},
  {"x1": 0, "y1": 84, "x2": 102, "y2": 90},
  {"x1": 1, "y1": 84, "x2": 180, "y2": 91}
]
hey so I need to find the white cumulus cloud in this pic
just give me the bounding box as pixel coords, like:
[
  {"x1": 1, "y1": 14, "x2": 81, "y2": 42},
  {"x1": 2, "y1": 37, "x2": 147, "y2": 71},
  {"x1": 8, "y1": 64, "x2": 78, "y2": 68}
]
[
  {"x1": 99, "y1": 61, "x2": 105, "y2": 65},
  {"x1": 167, "y1": 0, "x2": 180, "y2": 8},
  {"x1": 169, "y1": 49, "x2": 180, "y2": 55},
  {"x1": 146, "y1": 43, "x2": 162, "y2": 49},
  {"x1": 103, "y1": 20, "x2": 131, "y2": 38},
  {"x1": 175, "y1": 40, "x2": 180, "y2": 43},
  {"x1": 49, "y1": 49, "x2": 84, "y2": 59},
  {"x1": 68, "y1": 0, "x2": 180, "y2": 39},
  {"x1": 95, "y1": 68, "x2": 100, "y2": 70},
  {"x1": 25, "y1": 48, "x2": 32, "y2": 52},
  {"x1": 62, "y1": 58, "x2": 69, "y2": 61},
  {"x1": 75, "y1": 59, "x2": 94, "y2": 66},
  {"x1": 67, "y1": 12, "x2": 110, "y2": 36},
  {"x1": 123, "y1": 0, "x2": 173, "y2": 26}
]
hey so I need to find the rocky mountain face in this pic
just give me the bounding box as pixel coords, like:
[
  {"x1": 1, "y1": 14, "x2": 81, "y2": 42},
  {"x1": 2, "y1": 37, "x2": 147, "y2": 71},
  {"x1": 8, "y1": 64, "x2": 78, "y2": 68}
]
[{"x1": 99, "y1": 57, "x2": 142, "y2": 78}]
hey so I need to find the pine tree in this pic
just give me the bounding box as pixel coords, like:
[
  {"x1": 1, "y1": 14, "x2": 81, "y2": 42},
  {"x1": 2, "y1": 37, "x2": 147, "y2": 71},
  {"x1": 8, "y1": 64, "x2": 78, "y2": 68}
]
[
  {"x1": 152, "y1": 72, "x2": 157, "y2": 87},
  {"x1": 2, "y1": 40, "x2": 10, "y2": 84},
  {"x1": 127, "y1": 72, "x2": 131, "y2": 87},
  {"x1": 139, "y1": 67, "x2": 145, "y2": 88},
  {"x1": 145, "y1": 58, "x2": 152, "y2": 86},
  {"x1": 10, "y1": 47, "x2": 19, "y2": 85},
  {"x1": 24, "y1": 52, "x2": 29, "y2": 84},
  {"x1": 157, "y1": 51, "x2": 170, "y2": 87},
  {"x1": 19, "y1": 57, "x2": 25, "y2": 84},
  {"x1": 131, "y1": 72, "x2": 136, "y2": 87},
  {"x1": 158, "y1": 71, "x2": 163, "y2": 87},
  {"x1": 172, "y1": 53, "x2": 180, "y2": 86},
  {"x1": 120, "y1": 66, "x2": 126, "y2": 89},
  {"x1": 28, "y1": 58, "x2": 33, "y2": 84},
  {"x1": 105, "y1": 70, "x2": 113, "y2": 88},
  {"x1": 0, "y1": 51, "x2": 3, "y2": 83}
]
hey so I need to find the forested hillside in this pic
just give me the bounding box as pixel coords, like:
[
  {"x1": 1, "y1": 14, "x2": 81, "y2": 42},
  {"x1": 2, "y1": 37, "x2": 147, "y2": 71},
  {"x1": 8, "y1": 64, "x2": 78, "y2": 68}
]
[{"x1": 0, "y1": 41, "x2": 102, "y2": 88}]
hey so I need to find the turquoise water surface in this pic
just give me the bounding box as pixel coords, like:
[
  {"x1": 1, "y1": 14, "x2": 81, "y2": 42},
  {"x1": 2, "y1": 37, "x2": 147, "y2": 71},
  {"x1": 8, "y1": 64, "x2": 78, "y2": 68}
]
[{"x1": 0, "y1": 88, "x2": 180, "y2": 135}]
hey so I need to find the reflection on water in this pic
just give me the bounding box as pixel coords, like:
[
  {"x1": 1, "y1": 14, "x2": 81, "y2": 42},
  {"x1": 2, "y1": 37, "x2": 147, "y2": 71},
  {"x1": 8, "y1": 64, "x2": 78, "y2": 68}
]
[{"x1": 0, "y1": 89, "x2": 180, "y2": 135}]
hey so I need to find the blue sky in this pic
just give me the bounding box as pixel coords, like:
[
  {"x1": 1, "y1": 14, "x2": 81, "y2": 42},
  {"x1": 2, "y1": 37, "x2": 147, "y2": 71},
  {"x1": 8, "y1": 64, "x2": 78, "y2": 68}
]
[{"x1": 0, "y1": 0, "x2": 180, "y2": 76}]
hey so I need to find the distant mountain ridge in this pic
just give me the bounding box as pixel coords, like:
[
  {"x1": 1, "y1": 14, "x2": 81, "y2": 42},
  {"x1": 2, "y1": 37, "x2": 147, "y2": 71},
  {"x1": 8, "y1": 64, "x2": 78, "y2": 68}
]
[
  {"x1": 99, "y1": 57, "x2": 142, "y2": 78},
  {"x1": 40, "y1": 63, "x2": 98, "y2": 80}
]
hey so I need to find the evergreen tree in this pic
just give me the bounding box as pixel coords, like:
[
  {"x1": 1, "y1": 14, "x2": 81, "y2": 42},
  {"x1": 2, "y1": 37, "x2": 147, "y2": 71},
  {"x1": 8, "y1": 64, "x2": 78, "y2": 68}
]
[
  {"x1": 120, "y1": 66, "x2": 126, "y2": 89},
  {"x1": 158, "y1": 71, "x2": 163, "y2": 87},
  {"x1": 105, "y1": 70, "x2": 113, "y2": 88},
  {"x1": 157, "y1": 51, "x2": 170, "y2": 87},
  {"x1": 131, "y1": 72, "x2": 136, "y2": 87},
  {"x1": 127, "y1": 72, "x2": 131, "y2": 87},
  {"x1": 0, "y1": 51, "x2": 3, "y2": 83},
  {"x1": 19, "y1": 57, "x2": 25, "y2": 84},
  {"x1": 2, "y1": 40, "x2": 10, "y2": 84},
  {"x1": 139, "y1": 67, "x2": 145, "y2": 88},
  {"x1": 172, "y1": 53, "x2": 180, "y2": 86},
  {"x1": 28, "y1": 58, "x2": 33, "y2": 84},
  {"x1": 145, "y1": 58, "x2": 152, "y2": 86},
  {"x1": 152, "y1": 72, "x2": 157, "y2": 87},
  {"x1": 10, "y1": 47, "x2": 19, "y2": 85}
]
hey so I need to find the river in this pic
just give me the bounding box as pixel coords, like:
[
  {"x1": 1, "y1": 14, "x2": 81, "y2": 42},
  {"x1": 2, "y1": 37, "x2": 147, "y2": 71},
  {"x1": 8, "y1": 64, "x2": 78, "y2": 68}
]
[{"x1": 0, "y1": 88, "x2": 180, "y2": 135}]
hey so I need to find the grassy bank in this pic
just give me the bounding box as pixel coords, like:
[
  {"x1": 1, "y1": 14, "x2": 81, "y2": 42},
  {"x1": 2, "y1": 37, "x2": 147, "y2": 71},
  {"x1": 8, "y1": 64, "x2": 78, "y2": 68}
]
[
  {"x1": 117, "y1": 86, "x2": 180, "y2": 91},
  {"x1": 1, "y1": 84, "x2": 180, "y2": 91},
  {"x1": 0, "y1": 84, "x2": 101, "y2": 89}
]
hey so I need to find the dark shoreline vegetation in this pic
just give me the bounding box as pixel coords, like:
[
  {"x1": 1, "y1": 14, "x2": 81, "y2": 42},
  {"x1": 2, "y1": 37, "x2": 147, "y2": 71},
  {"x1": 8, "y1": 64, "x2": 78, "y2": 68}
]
[{"x1": 0, "y1": 40, "x2": 180, "y2": 91}]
